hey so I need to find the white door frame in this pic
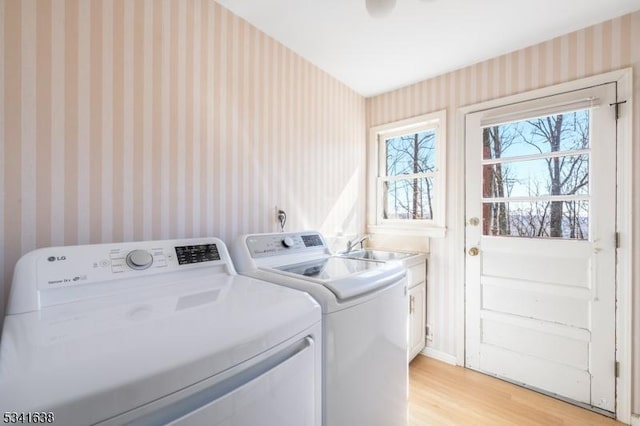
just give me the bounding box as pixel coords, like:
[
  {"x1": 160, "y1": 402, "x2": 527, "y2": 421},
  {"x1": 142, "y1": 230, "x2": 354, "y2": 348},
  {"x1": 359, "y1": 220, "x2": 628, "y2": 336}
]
[{"x1": 454, "y1": 68, "x2": 633, "y2": 423}]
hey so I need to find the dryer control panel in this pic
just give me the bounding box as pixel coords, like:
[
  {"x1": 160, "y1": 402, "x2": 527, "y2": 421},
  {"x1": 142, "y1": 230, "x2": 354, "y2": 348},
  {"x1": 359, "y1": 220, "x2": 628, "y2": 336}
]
[
  {"x1": 8, "y1": 237, "x2": 233, "y2": 314},
  {"x1": 246, "y1": 232, "x2": 326, "y2": 258}
]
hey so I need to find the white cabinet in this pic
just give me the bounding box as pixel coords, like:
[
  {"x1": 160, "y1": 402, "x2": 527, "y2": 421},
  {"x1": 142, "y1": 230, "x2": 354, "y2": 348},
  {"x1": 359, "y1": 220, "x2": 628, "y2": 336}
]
[
  {"x1": 407, "y1": 261, "x2": 427, "y2": 362},
  {"x1": 408, "y1": 284, "x2": 426, "y2": 361}
]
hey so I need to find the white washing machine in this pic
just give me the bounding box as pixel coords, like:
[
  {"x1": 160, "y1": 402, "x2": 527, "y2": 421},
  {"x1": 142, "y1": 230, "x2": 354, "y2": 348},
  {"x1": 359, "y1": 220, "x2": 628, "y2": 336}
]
[
  {"x1": 0, "y1": 237, "x2": 322, "y2": 426},
  {"x1": 232, "y1": 231, "x2": 408, "y2": 426}
]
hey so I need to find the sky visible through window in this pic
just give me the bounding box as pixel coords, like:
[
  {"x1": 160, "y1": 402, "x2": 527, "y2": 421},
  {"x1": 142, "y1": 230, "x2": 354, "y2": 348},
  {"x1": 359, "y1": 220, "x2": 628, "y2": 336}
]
[
  {"x1": 482, "y1": 109, "x2": 591, "y2": 239},
  {"x1": 383, "y1": 130, "x2": 436, "y2": 220},
  {"x1": 483, "y1": 109, "x2": 590, "y2": 198},
  {"x1": 385, "y1": 130, "x2": 436, "y2": 176}
]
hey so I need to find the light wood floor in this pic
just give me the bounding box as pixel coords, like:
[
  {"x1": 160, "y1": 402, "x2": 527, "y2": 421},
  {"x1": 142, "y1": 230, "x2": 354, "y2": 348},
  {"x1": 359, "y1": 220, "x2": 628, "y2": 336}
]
[{"x1": 409, "y1": 355, "x2": 623, "y2": 426}]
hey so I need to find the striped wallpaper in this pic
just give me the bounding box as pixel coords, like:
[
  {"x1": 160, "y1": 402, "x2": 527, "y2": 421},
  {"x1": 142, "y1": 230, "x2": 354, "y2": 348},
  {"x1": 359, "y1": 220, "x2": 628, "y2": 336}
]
[
  {"x1": 367, "y1": 11, "x2": 640, "y2": 413},
  {"x1": 0, "y1": 0, "x2": 366, "y2": 318},
  {"x1": 2, "y1": 0, "x2": 639, "y2": 414}
]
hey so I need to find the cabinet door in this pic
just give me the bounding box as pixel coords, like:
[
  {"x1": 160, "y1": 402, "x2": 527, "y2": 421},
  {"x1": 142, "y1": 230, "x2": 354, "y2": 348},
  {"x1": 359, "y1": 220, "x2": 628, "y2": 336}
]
[
  {"x1": 408, "y1": 284, "x2": 426, "y2": 361},
  {"x1": 408, "y1": 263, "x2": 426, "y2": 288}
]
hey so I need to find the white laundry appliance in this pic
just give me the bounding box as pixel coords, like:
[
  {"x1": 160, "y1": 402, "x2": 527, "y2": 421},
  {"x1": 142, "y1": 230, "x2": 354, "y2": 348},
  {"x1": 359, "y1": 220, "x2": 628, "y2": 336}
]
[
  {"x1": 232, "y1": 231, "x2": 408, "y2": 426},
  {"x1": 0, "y1": 237, "x2": 321, "y2": 426}
]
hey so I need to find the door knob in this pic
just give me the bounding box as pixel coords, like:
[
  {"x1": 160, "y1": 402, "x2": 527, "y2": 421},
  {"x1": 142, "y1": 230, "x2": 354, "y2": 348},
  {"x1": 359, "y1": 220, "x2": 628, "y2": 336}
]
[
  {"x1": 468, "y1": 247, "x2": 479, "y2": 256},
  {"x1": 469, "y1": 217, "x2": 480, "y2": 226}
]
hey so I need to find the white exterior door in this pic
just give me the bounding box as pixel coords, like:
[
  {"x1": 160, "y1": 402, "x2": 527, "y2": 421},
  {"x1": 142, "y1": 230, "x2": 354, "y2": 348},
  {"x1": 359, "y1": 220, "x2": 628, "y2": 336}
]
[{"x1": 465, "y1": 83, "x2": 618, "y2": 413}]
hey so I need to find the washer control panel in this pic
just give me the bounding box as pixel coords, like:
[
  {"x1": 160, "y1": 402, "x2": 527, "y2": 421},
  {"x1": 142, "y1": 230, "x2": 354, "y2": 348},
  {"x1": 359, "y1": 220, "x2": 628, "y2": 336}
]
[
  {"x1": 108, "y1": 246, "x2": 169, "y2": 274},
  {"x1": 175, "y1": 244, "x2": 221, "y2": 265},
  {"x1": 246, "y1": 232, "x2": 326, "y2": 258},
  {"x1": 8, "y1": 237, "x2": 232, "y2": 314},
  {"x1": 32, "y1": 238, "x2": 226, "y2": 290},
  {"x1": 125, "y1": 250, "x2": 154, "y2": 270}
]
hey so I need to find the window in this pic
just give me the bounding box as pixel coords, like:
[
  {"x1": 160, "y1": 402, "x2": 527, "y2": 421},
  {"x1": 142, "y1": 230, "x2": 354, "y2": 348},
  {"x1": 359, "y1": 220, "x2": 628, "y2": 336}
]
[
  {"x1": 367, "y1": 110, "x2": 446, "y2": 235},
  {"x1": 481, "y1": 109, "x2": 590, "y2": 239}
]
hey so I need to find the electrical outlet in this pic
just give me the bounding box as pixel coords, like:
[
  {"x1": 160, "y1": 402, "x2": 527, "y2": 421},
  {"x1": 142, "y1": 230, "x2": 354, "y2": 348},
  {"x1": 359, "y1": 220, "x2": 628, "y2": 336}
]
[
  {"x1": 276, "y1": 210, "x2": 286, "y2": 223},
  {"x1": 426, "y1": 324, "x2": 434, "y2": 342},
  {"x1": 275, "y1": 206, "x2": 287, "y2": 231}
]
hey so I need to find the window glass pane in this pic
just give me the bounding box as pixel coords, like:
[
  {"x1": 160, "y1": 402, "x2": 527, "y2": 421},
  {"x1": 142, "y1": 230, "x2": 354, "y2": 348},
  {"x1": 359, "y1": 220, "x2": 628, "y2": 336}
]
[
  {"x1": 482, "y1": 200, "x2": 589, "y2": 240},
  {"x1": 483, "y1": 110, "x2": 590, "y2": 160},
  {"x1": 482, "y1": 154, "x2": 589, "y2": 198},
  {"x1": 385, "y1": 130, "x2": 436, "y2": 176},
  {"x1": 383, "y1": 178, "x2": 434, "y2": 220}
]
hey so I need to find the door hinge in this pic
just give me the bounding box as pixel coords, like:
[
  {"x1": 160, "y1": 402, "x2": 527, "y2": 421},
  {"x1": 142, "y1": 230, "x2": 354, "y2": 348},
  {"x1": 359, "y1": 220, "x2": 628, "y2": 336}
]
[
  {"x1": 609, "y1": 100, "x2": 627, "y2": 120},
  {"x1": 615, "y1": 232, "x2": 620, "y2": 249},
  {"x1": 615, "y1": 361, "x2": 620, "y2": 378}
]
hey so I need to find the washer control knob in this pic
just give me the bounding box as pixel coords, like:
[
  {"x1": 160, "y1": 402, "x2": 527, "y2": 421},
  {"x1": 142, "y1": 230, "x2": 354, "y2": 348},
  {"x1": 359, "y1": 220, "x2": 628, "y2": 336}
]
[
  {"x1": 126, "y1": 250, "x2": 154, "y2": 270},
  {"x1": 282, "y1": 236, "x2": 295, "y2": 248}
]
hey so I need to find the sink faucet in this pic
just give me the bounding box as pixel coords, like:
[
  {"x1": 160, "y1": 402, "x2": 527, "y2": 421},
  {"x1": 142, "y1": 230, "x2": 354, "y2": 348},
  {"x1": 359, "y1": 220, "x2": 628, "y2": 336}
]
[{"x1": 345, "y1": 234, "x2": 369, "y2": 254}]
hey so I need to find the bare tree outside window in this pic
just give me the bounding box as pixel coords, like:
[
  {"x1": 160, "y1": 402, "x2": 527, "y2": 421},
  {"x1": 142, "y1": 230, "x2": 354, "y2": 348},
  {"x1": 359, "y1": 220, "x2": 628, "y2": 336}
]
[
  {"x1": 482, "y1": 109, "x2": 590, "y2": 240},
  {"x1": 373, "y1": 110, "x2": 445, "y2": 228},
  {"x1": 383, "y1": 130, "x2": 436, "y2": 220}
]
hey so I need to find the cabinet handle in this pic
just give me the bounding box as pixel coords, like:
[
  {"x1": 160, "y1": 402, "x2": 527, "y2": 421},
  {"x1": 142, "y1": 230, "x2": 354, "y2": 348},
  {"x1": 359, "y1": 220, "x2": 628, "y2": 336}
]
[{"x1": 409, "y1": 295, "x2": 415, "y2": 314}]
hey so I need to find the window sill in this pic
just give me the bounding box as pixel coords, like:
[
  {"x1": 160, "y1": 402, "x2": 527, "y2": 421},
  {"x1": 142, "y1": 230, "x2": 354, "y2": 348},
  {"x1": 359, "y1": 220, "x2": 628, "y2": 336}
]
[{"x1": 367, "y1": 224, "x2": 447, "y2": 238}]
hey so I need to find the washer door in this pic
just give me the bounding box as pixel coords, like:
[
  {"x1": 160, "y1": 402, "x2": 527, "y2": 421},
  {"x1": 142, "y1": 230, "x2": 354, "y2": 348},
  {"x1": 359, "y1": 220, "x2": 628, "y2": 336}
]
[
  {"x1": 274, "y1": 257, "x2": 405, "y2": 299},
  {"x1": 99, "y1": 328, "x2": 321, "y2": 426}
]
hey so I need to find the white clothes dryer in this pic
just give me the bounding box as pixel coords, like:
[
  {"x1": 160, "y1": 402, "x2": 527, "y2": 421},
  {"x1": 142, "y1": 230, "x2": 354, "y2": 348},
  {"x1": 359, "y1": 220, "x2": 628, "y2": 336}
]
[
  {"x1": 0, "y1": 238, "x2": 321, "y2": 426},
  {"x1": 232, "y1": 231, "x2": 408, "y2": 426}
]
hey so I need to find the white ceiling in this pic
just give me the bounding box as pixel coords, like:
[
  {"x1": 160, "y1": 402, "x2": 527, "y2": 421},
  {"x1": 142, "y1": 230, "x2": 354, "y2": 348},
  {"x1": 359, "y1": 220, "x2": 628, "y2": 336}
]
[{"x1": 215, "y1": 0, "x2": 640, "y2": 97}]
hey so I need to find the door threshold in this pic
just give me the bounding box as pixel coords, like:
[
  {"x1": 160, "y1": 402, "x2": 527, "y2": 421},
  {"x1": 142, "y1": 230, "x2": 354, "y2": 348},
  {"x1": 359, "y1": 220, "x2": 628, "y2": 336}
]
[{"x1": 484, "y1": 371, "x2": 615, "y2": 419}]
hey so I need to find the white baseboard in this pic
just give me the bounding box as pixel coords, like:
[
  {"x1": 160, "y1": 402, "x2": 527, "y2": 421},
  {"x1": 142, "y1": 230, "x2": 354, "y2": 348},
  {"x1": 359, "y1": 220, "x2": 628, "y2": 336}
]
[
  {"x1": 421, "y1": 347, "x2": 457, "y2": 365},
  {"x1": 630, "y1": 413, "x2": 640, "y2": 426}
]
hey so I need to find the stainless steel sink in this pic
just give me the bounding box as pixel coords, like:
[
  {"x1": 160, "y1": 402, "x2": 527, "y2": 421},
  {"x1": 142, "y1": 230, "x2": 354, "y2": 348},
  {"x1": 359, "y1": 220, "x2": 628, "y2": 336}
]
[{"x1": 339, "y1": 249, "x2": 415, "y2": 262}]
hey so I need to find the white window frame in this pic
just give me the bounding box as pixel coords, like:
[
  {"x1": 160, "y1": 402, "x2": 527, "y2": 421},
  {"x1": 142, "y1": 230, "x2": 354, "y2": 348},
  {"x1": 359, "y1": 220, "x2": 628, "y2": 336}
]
[{"x1": 367, "y1": 110, "x2": 447, "y2": 237}]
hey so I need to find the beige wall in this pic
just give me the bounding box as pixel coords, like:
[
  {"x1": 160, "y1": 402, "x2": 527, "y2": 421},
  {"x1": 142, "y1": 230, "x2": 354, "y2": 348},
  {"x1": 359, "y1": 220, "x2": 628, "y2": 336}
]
[
  {"x1": 0, "y1": 0, "x2": 366, "y2": 318},
  {"x1": 1, "y1": 0, "x2": 638, "y2": 416},
  {"x1": 366, "y1": 11, "x2": 640, "y2": 413}
]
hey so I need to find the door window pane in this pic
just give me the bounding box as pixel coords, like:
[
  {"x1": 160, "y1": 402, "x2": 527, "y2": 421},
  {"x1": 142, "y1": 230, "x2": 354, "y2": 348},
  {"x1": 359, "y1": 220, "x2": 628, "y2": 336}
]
[
  {"x1": 481, "y1": 109, "x2": 592, "y2": 240},
  {"x1": 482, "y1": 155, "x2": 589, "y2": 198},
  {"x1": 482, "y1": 200, "x2": 589, "y2": 240},
  {"x1": 483, "y1": 110, "x2": 590, "y2": 160}
]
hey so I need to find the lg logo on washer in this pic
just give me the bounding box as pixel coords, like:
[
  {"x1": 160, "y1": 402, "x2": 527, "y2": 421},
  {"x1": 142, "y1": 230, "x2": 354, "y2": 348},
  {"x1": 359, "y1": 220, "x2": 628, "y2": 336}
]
[{"x1": 47, "y1": 255, "x2": 66, "y2": 262}]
